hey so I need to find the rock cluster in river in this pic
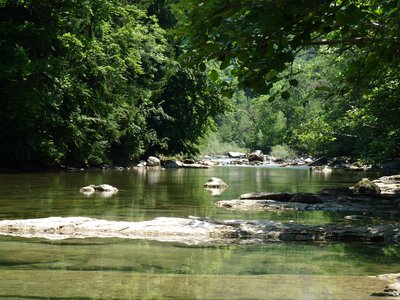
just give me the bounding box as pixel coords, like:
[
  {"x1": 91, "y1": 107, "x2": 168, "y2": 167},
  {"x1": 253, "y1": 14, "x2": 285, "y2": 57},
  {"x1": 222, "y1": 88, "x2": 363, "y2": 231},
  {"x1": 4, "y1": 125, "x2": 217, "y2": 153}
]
[{"x1": 216, "y1": 175, "x2": 400, "y2": 216}]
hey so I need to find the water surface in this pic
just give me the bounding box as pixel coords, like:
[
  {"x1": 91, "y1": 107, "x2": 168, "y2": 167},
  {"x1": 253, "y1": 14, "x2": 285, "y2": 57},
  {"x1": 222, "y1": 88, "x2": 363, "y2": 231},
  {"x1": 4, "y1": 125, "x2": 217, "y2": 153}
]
[{"x1": 0, "y1": 166, "x2": 398, "y2": 299}]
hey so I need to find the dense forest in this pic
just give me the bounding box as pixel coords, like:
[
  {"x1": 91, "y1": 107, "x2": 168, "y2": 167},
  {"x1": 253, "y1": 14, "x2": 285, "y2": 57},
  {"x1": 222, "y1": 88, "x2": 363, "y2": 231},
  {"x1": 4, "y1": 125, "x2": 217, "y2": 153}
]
[
  {"x1": 0, "y1": 0, "x2": 227, "y2": 167},
  {"x1": 0, "y1": 0, "x2": 399, "y2": 167}
]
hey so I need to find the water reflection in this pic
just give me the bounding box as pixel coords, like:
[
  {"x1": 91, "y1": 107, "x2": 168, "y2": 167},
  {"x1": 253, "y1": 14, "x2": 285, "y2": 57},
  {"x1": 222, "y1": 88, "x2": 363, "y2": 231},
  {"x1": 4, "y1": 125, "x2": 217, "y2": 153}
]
[
  {"x1": 0, "y1": 167, "x2": 391, "y2": 299},
  {"x1": 0, "y1": 237, "x2": 397, "y2": 299},
  {"x1": 204, "y1": 187, "x2": 227, "y2": 196}
]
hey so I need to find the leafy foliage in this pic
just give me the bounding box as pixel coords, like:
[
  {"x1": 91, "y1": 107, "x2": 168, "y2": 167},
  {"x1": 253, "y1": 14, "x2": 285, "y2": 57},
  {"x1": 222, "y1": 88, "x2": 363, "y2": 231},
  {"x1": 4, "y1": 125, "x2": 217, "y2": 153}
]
[
  {"x1": 178, "y1": 0, "x2": 400, "y2": 94},
  {"x1": 179, "y1": 0, "x2": 400, "y2": 162},
  {"x1": 0, "y1": 0, "x2": 226, "y2": 167}
]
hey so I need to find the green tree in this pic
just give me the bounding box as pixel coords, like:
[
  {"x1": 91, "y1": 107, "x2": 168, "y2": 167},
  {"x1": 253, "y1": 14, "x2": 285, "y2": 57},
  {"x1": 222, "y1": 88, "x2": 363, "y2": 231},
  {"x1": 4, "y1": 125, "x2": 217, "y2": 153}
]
[
  {"x1": 178, "y1": 0, "x2": 400, "y2": 161},
  {"x1": 0, "y1": 0, "x2": 227, "y2": 167},
  {"x1": 178, "y1": 0, "x2": 400, "y2": 94}
]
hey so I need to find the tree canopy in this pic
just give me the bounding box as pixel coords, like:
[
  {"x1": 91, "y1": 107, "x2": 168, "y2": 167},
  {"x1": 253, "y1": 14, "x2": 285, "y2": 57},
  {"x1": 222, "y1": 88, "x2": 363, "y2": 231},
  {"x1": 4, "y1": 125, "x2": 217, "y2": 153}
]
[
  {"x1": 179, "y1": 0, "x2": 400, "y2": 162},
  {"x1": 0, "y1": 0, "x2": 226, "y2": 167},
  {"x1": 0, "y1": 0, "x2": 399, "y2": 167},
  {"x1": 179, "y1": 0, "x2": 400, "y2": 95}
]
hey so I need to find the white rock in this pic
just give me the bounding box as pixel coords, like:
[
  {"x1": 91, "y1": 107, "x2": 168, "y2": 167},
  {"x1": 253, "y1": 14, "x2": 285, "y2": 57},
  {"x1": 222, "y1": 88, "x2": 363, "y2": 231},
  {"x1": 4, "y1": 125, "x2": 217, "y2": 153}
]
[
  {"x1": 79, "y1": 185, "x2": 95, "y2": 194},
  {"x1": 147, "y1": 156, "x2": 161, "y2": 167},
  {"x1": 203, "y1": 177, "x2": 228, "y2": 188},
  {"x1": 94, "y1": 184, "x2": 118, "y2": 192}
]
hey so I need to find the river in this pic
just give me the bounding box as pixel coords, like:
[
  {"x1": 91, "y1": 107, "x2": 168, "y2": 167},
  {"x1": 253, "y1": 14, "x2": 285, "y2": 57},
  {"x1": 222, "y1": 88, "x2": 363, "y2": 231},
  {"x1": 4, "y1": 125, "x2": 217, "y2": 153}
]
[{"x1": 0, "y1": 166, "x2": 399, "y2": 299}]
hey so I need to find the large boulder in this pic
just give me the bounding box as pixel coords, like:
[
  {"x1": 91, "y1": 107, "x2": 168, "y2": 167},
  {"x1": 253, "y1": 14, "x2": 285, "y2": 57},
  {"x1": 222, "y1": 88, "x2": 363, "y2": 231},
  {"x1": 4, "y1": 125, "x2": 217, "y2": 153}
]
[
  {"x1": 351, "y1": 178, "x2": 381, "y2": 194},
  {"x1": 163, "y1": 160, "x2": 184, "y2": 168},
  {"x1": 147, "y1": 156, "x2": 161, "y2": 167},
  {"x1": 248, "y1": 150, "x2": 264, "y2": 162}
]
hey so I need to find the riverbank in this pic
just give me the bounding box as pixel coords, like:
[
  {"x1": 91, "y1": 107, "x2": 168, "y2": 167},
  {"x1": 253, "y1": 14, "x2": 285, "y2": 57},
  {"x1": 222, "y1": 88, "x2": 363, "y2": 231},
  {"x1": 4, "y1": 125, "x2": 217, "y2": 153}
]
[{"x1": 1, "y1": 154, "x2": 399, "y2": 174}]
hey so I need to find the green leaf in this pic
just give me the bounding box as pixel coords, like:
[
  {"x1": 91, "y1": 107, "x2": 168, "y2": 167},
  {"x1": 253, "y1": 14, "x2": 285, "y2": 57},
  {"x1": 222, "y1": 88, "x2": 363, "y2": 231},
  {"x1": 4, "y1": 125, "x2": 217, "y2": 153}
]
[
  {"x1": 220, "y1": 56, "x2": 231, "y2": 70},
  {"x1": 209, "y1": 69, "x2": 219, "y2": 82}
]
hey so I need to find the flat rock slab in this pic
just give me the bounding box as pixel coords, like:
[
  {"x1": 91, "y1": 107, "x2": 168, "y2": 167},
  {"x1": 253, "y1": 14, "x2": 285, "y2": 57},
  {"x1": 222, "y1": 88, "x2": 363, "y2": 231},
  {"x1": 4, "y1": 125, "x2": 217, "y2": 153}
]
[
  {"x1": 217, "y1": 199, "x2": 308, "y2": 211},
  {"x1": 0, "y1": 217, "x2": 237, "y2": 245},
  {"x1": 0, "y1": 216, "x2": 399, "y2": 245}
]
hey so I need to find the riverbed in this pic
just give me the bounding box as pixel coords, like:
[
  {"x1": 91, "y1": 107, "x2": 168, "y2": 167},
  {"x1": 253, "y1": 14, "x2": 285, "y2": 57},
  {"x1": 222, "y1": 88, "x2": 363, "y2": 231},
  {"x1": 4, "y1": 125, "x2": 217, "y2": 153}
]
[{"x1": 0, "y1": 166, "x2": 399, "y2": 299}]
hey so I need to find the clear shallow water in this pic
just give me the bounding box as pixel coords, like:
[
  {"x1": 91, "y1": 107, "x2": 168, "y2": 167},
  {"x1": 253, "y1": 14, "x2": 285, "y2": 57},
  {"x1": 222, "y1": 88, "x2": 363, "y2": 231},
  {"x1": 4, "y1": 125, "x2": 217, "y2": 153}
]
[{"x1": 0, "y1": 166, "x2": 399, "y2": 299}]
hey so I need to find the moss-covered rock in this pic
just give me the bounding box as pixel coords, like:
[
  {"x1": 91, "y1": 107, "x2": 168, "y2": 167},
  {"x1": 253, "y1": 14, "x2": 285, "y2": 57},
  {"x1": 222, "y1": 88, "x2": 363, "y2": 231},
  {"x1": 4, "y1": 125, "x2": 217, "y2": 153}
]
[{"x1": 352, "y1": 178, "x2": 381, "y2": 194}]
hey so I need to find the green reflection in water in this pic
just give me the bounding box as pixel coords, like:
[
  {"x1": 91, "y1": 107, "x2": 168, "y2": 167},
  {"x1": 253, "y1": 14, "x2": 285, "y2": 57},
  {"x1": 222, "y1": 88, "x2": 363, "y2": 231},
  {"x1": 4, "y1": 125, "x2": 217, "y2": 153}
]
[{"x1": 1, "y1": 237, "x2": 399, "y2": 276}]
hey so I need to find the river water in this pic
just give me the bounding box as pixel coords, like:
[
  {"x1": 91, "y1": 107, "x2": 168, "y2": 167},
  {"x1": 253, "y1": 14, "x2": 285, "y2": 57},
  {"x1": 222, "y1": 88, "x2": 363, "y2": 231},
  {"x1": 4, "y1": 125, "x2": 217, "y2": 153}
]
[{"x1": 0, "y1": 166, "x2": 399, "y2": 299}]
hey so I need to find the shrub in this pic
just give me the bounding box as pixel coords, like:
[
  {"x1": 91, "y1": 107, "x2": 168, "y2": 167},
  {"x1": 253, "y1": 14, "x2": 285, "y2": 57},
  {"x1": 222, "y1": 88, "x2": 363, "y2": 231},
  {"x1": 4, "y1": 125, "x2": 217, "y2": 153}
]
[{"x1": 270, "y1": 144, "x2": 297, "y2": 160}]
